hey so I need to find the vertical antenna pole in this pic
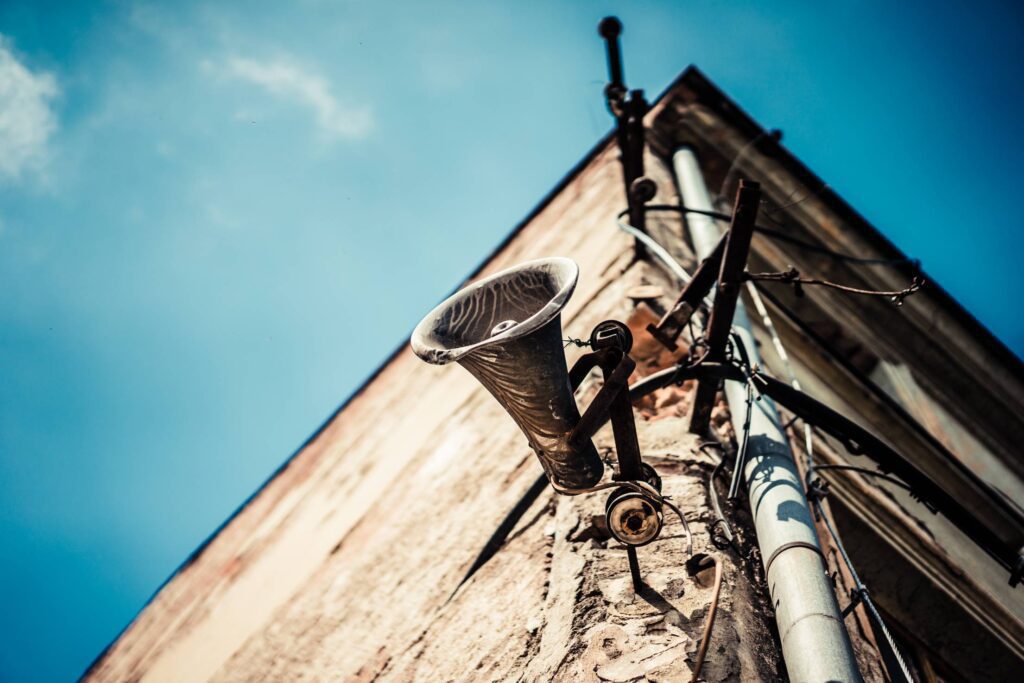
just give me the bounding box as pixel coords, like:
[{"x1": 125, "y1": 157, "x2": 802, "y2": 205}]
[
  {"x1": 599, "y1": 17, "x2": 650, "y2": 254},
  {"x1": 599, "y1": 17, "x2": 625, "y2": 93}
]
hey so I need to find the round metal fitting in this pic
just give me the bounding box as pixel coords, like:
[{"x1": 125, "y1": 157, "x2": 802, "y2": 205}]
[
  {"x1": 606, "y1": 489, "x2": 663, "y2": 547},
  {"x1": 590, "y1": 319, "x2": 633, "y2": 353},
  {"x1": 598, "y1": 16, "x2": 622, "y2": 39},
  {"x1": 630, "y1": 176, "x2": 657, "y2": 204}
]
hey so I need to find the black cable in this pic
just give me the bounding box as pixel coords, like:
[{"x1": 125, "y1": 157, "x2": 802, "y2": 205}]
[
  {"x1": 708, "y1": 460, "x2": 735, "y2": 549},
  {"x1": 633, "y1": 203, "x2": 729, "y2": 222},
  {"x1": 631, "y1": 204, "x2": 920, "y2": 269},
  {"x1": 811, "y1": 464, "x2": 913, "y2": 493},
  {"x1": 725, "y1": 334, "x2": 755, "y2": 500},
  {"x1": 754, "y1": 225, "x2": 921, "y2": 269}
]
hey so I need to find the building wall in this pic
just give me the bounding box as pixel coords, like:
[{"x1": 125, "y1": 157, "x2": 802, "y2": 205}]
[
  {"x1": 87, "y1": 70, "x2": 1024, "y2": 681},
  {"x1": 87, "y1": 133, "x2": 797, "y2": 681}
]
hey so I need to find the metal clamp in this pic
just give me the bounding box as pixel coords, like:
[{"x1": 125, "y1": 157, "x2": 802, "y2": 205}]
[{"x1": 763, "y1": 540, "x2": 825, "y2": 579}]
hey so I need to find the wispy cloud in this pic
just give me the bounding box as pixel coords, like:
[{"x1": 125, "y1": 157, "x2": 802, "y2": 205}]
[
  {"x1": 0, "y1": 35, "x2": 59, "y2": 182},
  {"x1": 221, "y1": 56, "x2": 372, "y2": 140}
]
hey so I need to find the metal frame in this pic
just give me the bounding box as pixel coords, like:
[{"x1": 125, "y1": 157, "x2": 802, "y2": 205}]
[
  {"x1": 687, "y1": 180, "x2": 762, "y2": 434},
  {"x1": 646, "y1": 230, "x2": 726, "y2": 350},
  {"x1": 599, "y1": 17, "x2": 651, "y2": 246},
  {"x1": 629, "y1": 361, "x2": 1024, "y2": 585},
  {"x1": 632, "y1": 159, "x2": 1024, "y2": 584},
  {"x1": 566, "y1": 321, "x2": 658, "y2": 591}
]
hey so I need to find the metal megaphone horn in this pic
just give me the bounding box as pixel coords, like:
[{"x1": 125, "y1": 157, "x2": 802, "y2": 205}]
[{"x1": 410, "y1": 257, "x2": 604, "y2": 490}]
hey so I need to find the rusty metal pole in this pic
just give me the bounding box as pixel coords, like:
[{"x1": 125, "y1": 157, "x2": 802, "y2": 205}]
[
  {"x1": 591, "y1": 322, "x2": 648, "y2": 591},
  {"x1": 688, "y1": 180, "x2": 761, "y2": 434},
  {"x1": 646, "y1": 231, "x2": 727, "y2": 350},
  {"x1": 599, "y1": 18, "x2": 650, "y2": 255},
  {"x1": 672, "y1": 146, "x2": 863, "y2": 683},
  {"x1": 623, "y1": 89, "x2": 649, "y2": 235}
]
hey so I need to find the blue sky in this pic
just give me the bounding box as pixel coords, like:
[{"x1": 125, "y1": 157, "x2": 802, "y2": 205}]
[{"x1": 1, "y1": 1, "x2": 1021, "y2": 680}]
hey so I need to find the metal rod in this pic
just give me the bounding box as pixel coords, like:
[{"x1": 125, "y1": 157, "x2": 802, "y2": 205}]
[
  {"x1": 595, "y1": 339, "x2": 647, "y2": 590},
  {"x1": 568, "y1": 351, "x2": 634, "y2": 449},
  {"x1": 688, "y1": 180, "x2": 761, "y2": 434},
  {"x1": 567, "y1": 331, "x2": 650, "y2": 592},
  {"x1": 672, "y1": 146, "x2": 863, "y2": 683},
  {"x1": 598, "y1": 17, "x2": 624, "y2": 92},
  {"x1": 626, "y1": 547, "x2": 643, "y2": 591},
  {"x1": 609, "y1": 379, "x2": 643, "y2": 479},
  {"x1": 647, "y1": 231, "x2": 727, "y2": 350},
  {"x1": 624, "y1": 89, "x2": 649, "y2": 234},
  {"x1": 598, "y1": 17, "x2": 649, "y2": 254}
]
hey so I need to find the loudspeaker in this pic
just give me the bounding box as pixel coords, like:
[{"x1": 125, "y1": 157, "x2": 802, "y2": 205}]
[{"x1": 411, "y1": 257, "x2": 603, "y2": 489}]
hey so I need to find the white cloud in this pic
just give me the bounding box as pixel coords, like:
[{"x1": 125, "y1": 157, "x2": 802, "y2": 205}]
[
  {"x1": 0, "y1": 36, "x2": 58, "y2": 182},
  {"x1": 222, "y1": 56, "x2": 372, "y2": 140}
]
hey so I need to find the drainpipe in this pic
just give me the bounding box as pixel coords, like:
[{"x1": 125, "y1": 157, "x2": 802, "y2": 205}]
[{"x1": 673, "y1": 147, "x2": 862, "y2": 682}]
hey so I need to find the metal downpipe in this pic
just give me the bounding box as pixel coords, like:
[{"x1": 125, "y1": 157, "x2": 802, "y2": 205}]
[{"x1": 672, "y1": 147, "x2": 862, "y2": 682}]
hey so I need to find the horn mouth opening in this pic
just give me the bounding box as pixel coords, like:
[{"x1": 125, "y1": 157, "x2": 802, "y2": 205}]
[{"x1": 410, "y1": 257, "x2": 579, "y2": 365}]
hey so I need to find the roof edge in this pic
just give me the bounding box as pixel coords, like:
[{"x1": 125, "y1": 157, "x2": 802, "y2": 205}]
[{"x1": 674, "y1": 66, "x2": 1024, "y2": 379}]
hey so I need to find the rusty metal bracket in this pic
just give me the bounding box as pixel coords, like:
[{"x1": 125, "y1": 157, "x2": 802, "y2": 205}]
[
  {"x1": 646, "y1": 231, "x2": 728, "y2": 351},
  {"x1": 568, "y1": 350, "x2": 636, "y2": 451},
  {"x1": 688, "y1": 180, "x2": 762, "y2": 434},
  {"x1": 599, "y1": 17, "x2": 651, "y2": 253},
  {"x1": 568, "y1": 320, "x2": 655, "y2": 591},
  {"x1": 841, "y1": 586, "x2": 868, "y2": 619}
]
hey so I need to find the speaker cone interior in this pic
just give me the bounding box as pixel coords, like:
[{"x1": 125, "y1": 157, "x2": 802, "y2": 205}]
[{"x1": 411, "y1": 257, "x2": 603, "y2": 489}]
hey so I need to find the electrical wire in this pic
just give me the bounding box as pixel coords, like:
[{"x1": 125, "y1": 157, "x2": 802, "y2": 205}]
[
  {"x1": 725, "y1": 335, "x2": 756, "y2": 500},
  {"x1": 660, "y1": 497, "x2": 695, "y2": 558},
  {"x1": 811, "y1": 464, "x2": 914, "y2": 494},
  {"x1": 728, "y1": 376, "x2": 754, "y2": 500},
  {"x1": 632, "y1": 204, "x2": 920, "y2": 269},
  {"x1": 705, "y1": 453, "x2": 737, "y2": 551},
  {"x1": 563, "y1": 337, "x2": 591, "y2": 348},
  {"x1": 690, "y1": 556, "x2": 724, "y2": 683},
  {"x1": 615, "y1": 217, "x2": 693, "y2": 285},
  {"x1": 746, "y1": 268, "x2": 924, "y2": 305}
]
